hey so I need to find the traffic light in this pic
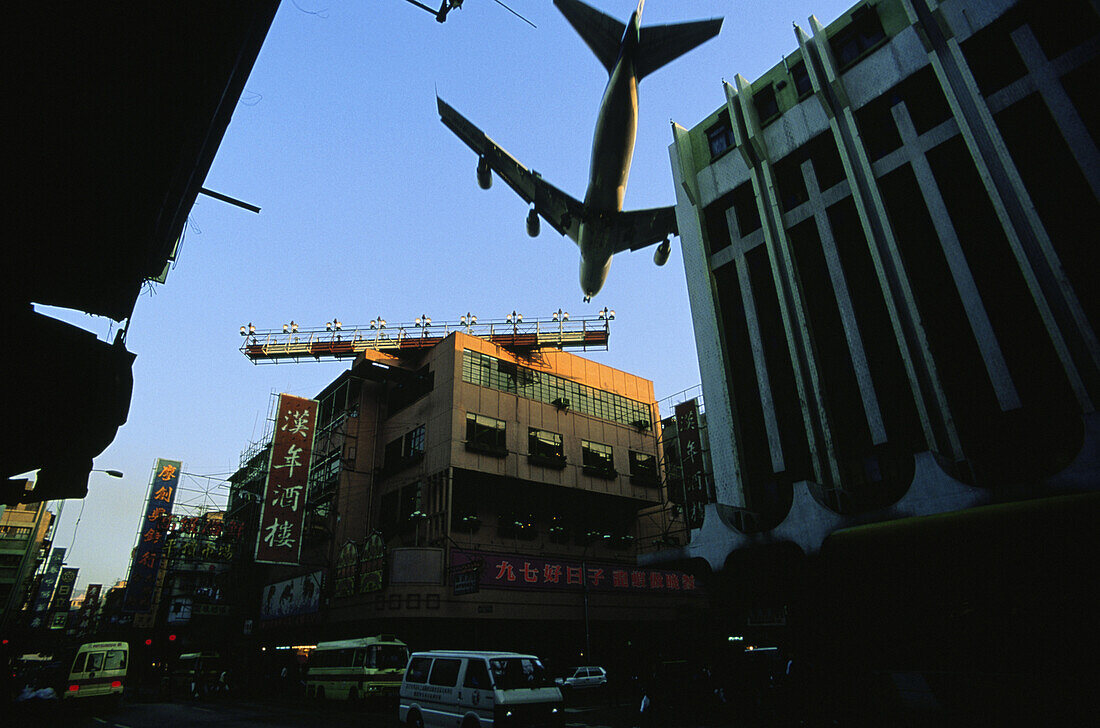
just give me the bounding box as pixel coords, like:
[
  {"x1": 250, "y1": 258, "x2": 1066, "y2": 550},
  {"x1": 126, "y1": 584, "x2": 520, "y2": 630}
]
[
  {"x1": 144, "y1": 638, "x2": 153, "y2": 646},
  {"x1": 168, "y1": 634, "x2": 176, "y2": 642}
]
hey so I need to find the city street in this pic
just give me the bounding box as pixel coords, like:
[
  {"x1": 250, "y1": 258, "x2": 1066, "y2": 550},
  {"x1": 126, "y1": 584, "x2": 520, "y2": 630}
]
[{"x1": 10, "y1": 693, "x2": 645, "y2": 728}]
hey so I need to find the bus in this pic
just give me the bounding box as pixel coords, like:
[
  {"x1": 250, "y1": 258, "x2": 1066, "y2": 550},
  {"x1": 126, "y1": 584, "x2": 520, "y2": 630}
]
[{"x1": 304, "y1": 634, "x2": 409, "y2": 702}]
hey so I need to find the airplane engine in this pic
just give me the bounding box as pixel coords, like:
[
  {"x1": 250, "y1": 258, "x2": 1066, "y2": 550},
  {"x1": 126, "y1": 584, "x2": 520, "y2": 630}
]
[
  {"x1": 477, "y1": 156, "x2": 492, "y2": 189},
  {"x1": 653, "y1": 239, "x2": 672, "y2": 266},
  {"x1": 526, "y1": 208, "x2": 541, "y2": 237}
]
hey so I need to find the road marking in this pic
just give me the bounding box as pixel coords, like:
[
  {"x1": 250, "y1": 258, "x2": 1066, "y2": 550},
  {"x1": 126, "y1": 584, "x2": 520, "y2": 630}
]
[
  {"x1": 116, "y1": 724, "x2": 133, "y2": 728},
  {"x1": 92, "y1": 719, "x2": 108, "y2": 725}
]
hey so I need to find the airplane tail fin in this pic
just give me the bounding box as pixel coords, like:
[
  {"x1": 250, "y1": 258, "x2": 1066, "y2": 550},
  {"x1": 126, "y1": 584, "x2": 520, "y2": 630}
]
[
  {"x1": 555, "y1": 0, "x2": 722, "y2": 79},
  {"x1": 634, "y1": 17, "x2": 723, "y2": 80},
  {"x1": 554, "y1": 0, "x2": 625, "y2": 74}
]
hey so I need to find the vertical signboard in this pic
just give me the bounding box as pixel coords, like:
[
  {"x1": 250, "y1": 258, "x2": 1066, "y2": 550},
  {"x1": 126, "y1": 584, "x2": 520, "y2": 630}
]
[
  {"x1": 29, "y1": 547, "x2": 66, "y2": 628},
  {"x1": 255, "y1": 394, "x2": 319, "y2": 565},
  {"x1": 674, "y1": 399, "x2": 707, "y2": 529},
  {"x1": 50, "y1": 567, "x2": 79, "y2": 610},
  {"x1": 76, "y1": 583, "x2": 103, "y2": 634},
  {"x1": 123, "y1": 459, "x2": 180, "y2": 612}
]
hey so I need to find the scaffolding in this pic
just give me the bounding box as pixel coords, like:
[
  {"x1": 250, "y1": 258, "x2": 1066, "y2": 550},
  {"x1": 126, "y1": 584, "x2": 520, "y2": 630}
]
[{"x1": 238, "y1": 312, "x2": 613, "y2": 363}]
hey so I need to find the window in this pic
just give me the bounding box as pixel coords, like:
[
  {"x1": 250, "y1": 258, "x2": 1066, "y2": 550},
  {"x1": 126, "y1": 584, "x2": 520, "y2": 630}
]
[
  {"x1": 731, "y1": 181, "x2": 761, "y2": 236},
  {"x1": 466, "y1": 413, "x2": 507, "y2": 457},
  {"x1": 464, "y1": 659, "x2": 491, "y2": 689},
  {"x1": 829, "y1": 6, "x2": 886, "y2": 69},
  {"x1": 581, "y1": 440, "x2": 616, "y2": 478},
  {"x1": 791, "y1": 60, "x2": 813, "y2": 98},
  {"x1": 104, "y1": 650, "x2": 126, "y2": 671},
  {"x1": 429, "y1": 658, "x2": 462, "y2": 687},
  {"x1": 384, "y1": 425, "x2": 425, "y2": 473},
  {"x1": 705, "y1": 111, "x2": 735, "y2": 158},
  {"x1": 71, "y1": 653, "x2": 88, "y2": 674},
  {"x1": 406, "y1": 657, "x2": 432, "y2": 684},
  {"x1": 490, "y1": 658, "x2": 552, "y2": 689},
  {"x1": 528, "y1": 428, "x2": 566, "y2": 468},
  {"x1": 629, "y1": 451, "x2": 658, "y2": 486},
  {"x1": 462, "y1": 350, "x2": 653, "y2": 430},
  {"x1": 87, "y1": 652, "x2": 105, "y2": 672},
  {"x1": 752, "y1": 84, "x2": 779, "y2": 124}
]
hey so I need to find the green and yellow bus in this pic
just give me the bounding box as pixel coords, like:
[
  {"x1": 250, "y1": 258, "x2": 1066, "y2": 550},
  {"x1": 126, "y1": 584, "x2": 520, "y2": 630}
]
[{"x1": 304, "y1": 634, "x2": 409, "y2": 702}]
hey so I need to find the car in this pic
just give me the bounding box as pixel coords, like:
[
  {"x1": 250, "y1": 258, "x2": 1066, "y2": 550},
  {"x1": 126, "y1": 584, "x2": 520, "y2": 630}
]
[{"x1": 554, "y1": 666, "x2": 607, "y2": 690}]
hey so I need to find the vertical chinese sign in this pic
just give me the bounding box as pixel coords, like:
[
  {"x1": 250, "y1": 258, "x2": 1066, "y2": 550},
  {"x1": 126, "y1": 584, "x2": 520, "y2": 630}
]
[
  {"x1": 77, "y1": 583, "x2": 103, "y2": 635},
  {"x1": 123, "y1": 459, "x2": 180, "y2": 612},
  {"x1": 674, "y1": 399, "x2": 707, "y2": 529},
  {"x1": 49, "y1": 566, "x2": 79, "y2": 630},
  {"x1": 255, "y1": 394, "x2": 319, "y2": 565},
  {"x1": 29, "y1": 547, "x2": 66, "y2": 628}
]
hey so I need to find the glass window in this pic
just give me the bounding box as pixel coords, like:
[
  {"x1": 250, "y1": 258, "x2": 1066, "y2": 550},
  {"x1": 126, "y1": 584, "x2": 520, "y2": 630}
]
[
  {"x1": 463, "y1": 659, "x2": 491, "y2": 689},
  {"x1": 791, "y1": 60, "x2": 813, "y2": 98},
  {"x1": 406, "y1": 656, "x2": 432, "y2": 684},
  {"x1": 404, "y1": 425, "x2": 425, "y2": 459},
  {"x1": 582, "y1": 440, "x2": 614, "y2": 474},
  {"x1": 830, "y1": 6, "x2": 886, "y2": 69},
  {"x1": 429, "y1": 658, "x2": 462, "y2": 687},
  {"x1": 753, "y1": 84, "x2": 779, "y2": 123},
  {"x1": 87, "y1": 652, "x2": 105, "y2": 672},
  {"x1": 71, "y1": 653, "x2": 88, "y2": 674},
  {"x1": 353, "y1": 649, "x2": 366, "y2": 667},
  {"x1": 706, "y1": 111, "x2": 735, "y2": 158},
  {"x1": 630, "y1": 450, "x2": 658, "y2": 485},
  {"x1": 490, "y1": 658, "x2": 552, "y2": 689},
  {"x1": 375, "y1": 645, "x2": 409, "y2": 670},
  {"x1": 104, "y1": 650, "x2": 127, "y2": 671},
  {"x1": 528, "y1": 428, "x2": 564, "y2": 459},
  {"x1": 466, "y1": 413, "x2": 507, "y2": 453}
]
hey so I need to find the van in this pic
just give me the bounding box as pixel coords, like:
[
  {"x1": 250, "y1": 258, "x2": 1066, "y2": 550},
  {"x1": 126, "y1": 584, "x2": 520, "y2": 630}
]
[
  {"x1": 62, "y1": 640, "x2": 129, "y2": 705},
  {"x1": 171, "y1": 652, "x2": 222, "y2": 698},
  {"x1": 399, "y1": 650, "x2": 564, "y2": 727}
]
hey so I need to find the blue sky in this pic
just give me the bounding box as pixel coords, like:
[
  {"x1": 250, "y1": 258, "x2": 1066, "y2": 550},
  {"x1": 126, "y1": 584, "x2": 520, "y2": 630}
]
[{"x1": 42, "y1": 0, "x2": 857, "y2": 593}]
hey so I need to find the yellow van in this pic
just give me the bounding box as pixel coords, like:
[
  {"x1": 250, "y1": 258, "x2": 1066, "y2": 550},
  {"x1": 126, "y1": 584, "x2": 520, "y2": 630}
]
[{"x1": 63, "y1": 640, "x2": 129, "y2": 705}]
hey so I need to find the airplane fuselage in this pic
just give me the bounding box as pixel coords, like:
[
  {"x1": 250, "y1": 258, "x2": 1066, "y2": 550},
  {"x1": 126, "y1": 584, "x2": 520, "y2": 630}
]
[{"x1": 578, "y1": 11, "x2": 642, "y2": 299}]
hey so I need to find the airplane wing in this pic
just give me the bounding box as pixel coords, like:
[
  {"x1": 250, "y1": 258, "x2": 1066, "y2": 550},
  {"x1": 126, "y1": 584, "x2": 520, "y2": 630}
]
[
  {"x1": 437, "y1": 96, "x2": 584, "y2": 242},
  {"x1": 608, "y1": 205, "x2": 678, "y2": 254}
]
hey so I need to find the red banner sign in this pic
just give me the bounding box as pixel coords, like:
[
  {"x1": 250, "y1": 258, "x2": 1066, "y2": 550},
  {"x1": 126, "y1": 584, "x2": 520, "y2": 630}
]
[{"x1": 255, "y1": 394, "x2": 319, "y2": 565}]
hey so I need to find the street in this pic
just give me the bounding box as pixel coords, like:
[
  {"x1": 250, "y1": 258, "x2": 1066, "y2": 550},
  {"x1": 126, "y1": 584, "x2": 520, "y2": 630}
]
[{"x1": 9, "y1": 693, "x2": 643, "y2": 728}]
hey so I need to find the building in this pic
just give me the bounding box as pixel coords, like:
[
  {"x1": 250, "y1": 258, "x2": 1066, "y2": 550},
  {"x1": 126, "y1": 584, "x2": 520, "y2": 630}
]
[
  {"x1": 664, "y1": 0, "x2": 1098, "y2": 720},
  {"x1": 228, "y1": 319, "x2": 704, "y2": 670},
  {"x1": 0, "y1": 496, "x2": 53, "y2": 633}
]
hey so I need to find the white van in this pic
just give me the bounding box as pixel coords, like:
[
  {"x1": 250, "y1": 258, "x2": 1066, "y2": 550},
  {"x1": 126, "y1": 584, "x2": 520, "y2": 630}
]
[
  {"x1": 62, "y1": 640, "x2": 129, "y2": 705},
  {"x1": 399, "y1": 650, "x2": 564, "y2": 728}
]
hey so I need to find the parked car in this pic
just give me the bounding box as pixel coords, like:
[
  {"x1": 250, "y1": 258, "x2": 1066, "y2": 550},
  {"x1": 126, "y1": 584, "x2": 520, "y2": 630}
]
[{"x1": 555, "y1": 666, "x2": 607, "y2": 690}]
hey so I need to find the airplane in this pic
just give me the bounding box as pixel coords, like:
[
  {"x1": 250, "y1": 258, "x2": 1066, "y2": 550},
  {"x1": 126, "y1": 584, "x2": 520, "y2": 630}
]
[{"x1": 438, "y1": 0, "x2": 723, "y2": 301}]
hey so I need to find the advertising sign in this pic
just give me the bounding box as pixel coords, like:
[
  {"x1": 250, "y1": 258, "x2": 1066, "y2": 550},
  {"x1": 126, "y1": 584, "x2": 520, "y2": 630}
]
[
  {"x1": 29, "y1": 547, "x2": 66, "y2": 628},
  {"x1": 333, "y1": 542, "x2": 359, "y2": 598},
  {"x1": 50, "y1": 567, "x2": 79, "y2": 610},
  {"x1": 358, "y1": 531, "x2": 386, "y2": 594},
  {"x1": 675, "y1": 399, "x2": 707, "y2": 529},
  {"x1": 76, "y1": 583, "x2": 102, "y2": 634},
  {"x1": 449, "y1": 549, "x2": 700, "y2": 595},
  {"x1": 123, "y1": 458, "x2": 180, "y2": 612},
  {"x1": 259, "y1": 571, "x2": 323, "y2": 620},
  {"x1": 255, "y1": 394, "x2": 319, "y2": 565}
]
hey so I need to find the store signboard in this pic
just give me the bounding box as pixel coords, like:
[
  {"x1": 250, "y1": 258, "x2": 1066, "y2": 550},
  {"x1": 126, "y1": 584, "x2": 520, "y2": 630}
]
[
  {"x1": 123, "y1": 459, "x2": 180, "y2": 612},
  {"x1": 675, "y1": 399, "x2": 707, "y2": 529},
  {"x1": 255, "y1": 394, "x2": 319, "y2": 565},
  {"x1": 450, "y1": 549, "x2": 700, "y2": 595}
]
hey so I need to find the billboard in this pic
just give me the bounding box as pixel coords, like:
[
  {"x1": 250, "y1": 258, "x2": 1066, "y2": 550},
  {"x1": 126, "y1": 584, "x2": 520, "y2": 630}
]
[
  {"x1": 449, "y1": 549, "x2": 701, "y2": 595},
  {"x1": 50, "y1": 567, "x2": 79, "y2": 610},
  {"x1": 259, "y1": 571, "x2": 323, "y2": 620},
  {"x1": 675, "y1": 399, "x2": 707, "y2": 529},
  {"x1": 255, "y1": 394, "x2": 319, "y2": 565},
  {"x1": 28, "y1": 547, "x2": 66, "y2": 628},
  {"x1": 123, "y1": 458, "x2": 180, "y2": 612}
]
